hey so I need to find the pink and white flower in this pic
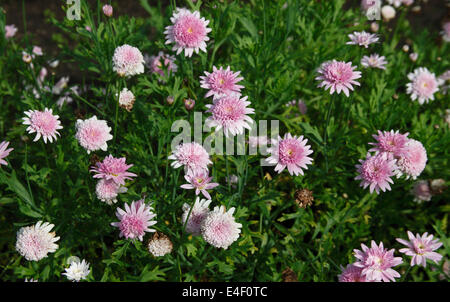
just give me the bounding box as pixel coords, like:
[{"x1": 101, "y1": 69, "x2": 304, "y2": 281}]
[
  {"x1": 182, "y1": 197, "x2": 212, "y2": 236},
  {"x1": 205, "y1": 94, "x2": 254, "y2": 137},
  {"x1": 5, "y1": 24, "x2": 18, "y2": 38},
  {"x1": 22, "y1": 108, "x2": 63, "y2": 143},
  {"x1": 75, "y1": 116, "x2": 113, "y2": 154},
  {"x1": 111, "y1": 200, "x2": 157, "y2": 241},
  {"x1": 200, "y1": 66, "x2": 244, "y2": 99},
  {"x1": 32, "y1": 46, "x2": 43, "y2": 56},
  {"x1": 180, "y1": 170, "x2": 219, "y2": 200},
  {"x1": 144, "y1": 52, "x2": 178, "y2": 79},
  {"x1": 15, "y1": 221, "x2": 60, "y2": 261},
  {"x1": 164, "y1": 8, "x2": 211, "y2": 57},
  {"x1": 338, "y1": 263, "x2": 368, "y2": 282},
  {"x1": 406, "y1": 67, "x2": 443, "y2": 104},
  {"x1": 95, "y1": 178, "x2": 127, "y2": 205},
  {"x1": 411, "y1": 180, "x2": 432, "y2": 203},
  {"x1": 265, "y1": 133, "x2": 313, "y2": 176},
  {"x1": 368, "y1": 130, "x2": 409, "y2": 157},
  {"x1": 316, "y1": 60, "x2": 361, "y2": 97},
  {"x1": 353, "y1": 241, "x2": 403, "y2": 282},
  {"x1": 118, "y1": 87, "x2": 135, "y2": 112},
  {"x1": 396, "y1": 231, "x2": 443, "y2": 267},
  {"x1": 102, "y1": 4, "x2": 113, "y2": 17},
  {"x1": 201, "y1": 205, "x2": 242, "y2": 249},
  {"x1": 361, "y1": 54, "x2": 387, "y2": 70},
  {"x1": 112, "y1": 44, "x2": 145, "y2": 77},
  {"x1": 168, "y1": 142, "x2": 212, "y2": 174},
  {"x1": 0, "y1": 141, "x2": 13, "y2": 166},
  {"x1": 355, "y1": 152, "x2": 396, "y2": 194},
  {"x1": 347, "y1": 31, "x2": 379, "y2": 48},
  {"x1": 90, "y1": 154, "x2": 136, "y2": 186},
  {"x1": 394, "y1": 139, "x2": 427, "y2": 180}
]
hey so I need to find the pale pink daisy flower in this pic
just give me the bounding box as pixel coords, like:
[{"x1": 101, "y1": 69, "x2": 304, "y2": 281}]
[
  {"x1": 102, "y1": 4, "x2": 113, "y2": 17},
  {"x1": 90, "y1": 154, "x2": 137, "y2": 186},
  {"x1": 95, "y1": 179, "x2": 127, "y2": 205},
  {"x1": 168, "y1": 142, "x2": 212, "y2": 174},
  {"x1": 111, "y1": 200, "x2": 157, "y2": 241},
  {"x1": 361, "y1": 54, "x2": 387, "y2": 70},
  {"x1": 32, "y1": 46, "x2": 43, "y2": 56},
  {"x1": 205, "y1": 94, "x2": 254, "y2": 137},
  {"x1": 355, "y1": 152, "x2": 396, "y2": 194},
  {"x1": 409, "y1": 52, "x2": 418, "y2": 62},
  {"x1": 182, "y1": 197, "x2": 212, "y2": 236},
  {"x1": 338, "y1": 264, "x2": 368, "y2": 282},
  {"x1": 22, "y1": 108, "x2": 63, "y2": 143},
  {"x1": 411, "y1": 180, "x2": 432, "y2": 203},
  {"x1": 347, "y1": 31, "x2": 379, "y2": 48},
  {"x1": 15, "y1": 221, "x2": 60, "y2": 261},
  {"x1": 394, "y1": 139, "x2": 427, "y2": 180},
  {"x1": 180, "y1": 170, "x2": 219, "y2": 200},
  {"x1": 200, "y1": 66, "x2": 244, "y2": 99},
  {"x1": 316, "y1": 60, "x2": 361, "y2": 97},
  {"x1": 368, "y1": 130, "x2": 409, "y2": 157},
  {"x1": 75, "y1": 116, "x2": 113, "y2": 154},
  {"x1": 52, "y1": 76, "x2": 70, "y2": 95},
  {"x1": 5, "y1": 24, "x2": 18, "y2": 38},
  {"x1": 265, "y1": 133, "x2": 313, "y2": 176},
  {"x1": 201, "y1": 205, "x2": 242, "y2": 249},
  {"x1": 144, "y1": 52, "x2": 178, "y2": 78},
  {"x1": 118, "y1": 87, "x2": 135, "y2": 112},
  {"x1": 164, "y1": 8, "x2": 212, "y2": 57},
  {"x1": 0, "y1": 141, "x2": 14, "y2": 166},
  {"x1": 396, "y1": 231, "x2": 443, "y2": 267},
  {"x1": 353, "y1": 241, "x2": 403, "y2": 282},
  {"x1": 406, "y1": 67, "x2": 443, "y2": 105},
  {"x1": 441, "y1": 22, "x2": 450, "y2": 42},
  {"x1": 112, "y1": 44, "x2": 145, "y2": 77}
]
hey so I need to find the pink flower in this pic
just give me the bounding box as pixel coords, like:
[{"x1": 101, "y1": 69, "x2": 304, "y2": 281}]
[
  {"x1": 180, "y1": 170, "x2": 219, "y2": 199},
  {"x1": 266, "y1": 133, "x2": 313, "y2": 176},
  {"x1": 102, "y1": 4, "x2": 113, "y2": 17},
  {"x1": 394, "y1": 139, "x2": 427, "y2": 180},
  {"x1": 22, "y1": 51, "x2": 32, "y2": 64},
  {"x1": 112, "y1": 44, "x2": 145, "y2": 77},
  {"x1": 200, "y1": 66, "x2": 244, "y2": 99},
  {"x1": 205, "y1": 94, "x2": 254, "y2": 137},
  {"x1": 347, "y1": 31, "x2": 379, "y2": 48},
  {"x1": 353, "y1": 241, "x2": 403, "y2": 282},
  {"x1": 118, "y1": 87, "x2": 135, "y2": 112},
  {"x1": 5, "y1": 24, "x2": 18, "y2": 38},
  {"x1": 90, "y1": 154, "x2": 136, "y2": 186},
  {"x1": 442, "y1": 22, "x2": 450, "y2": 42},
  {"x1": 396, "y1": 231, "x2": 443, "y2": 267},
  {"x1": 355, "y1": 152, "x2": 396, "y2": 194},
  {"x1": 361, "y1": 54, "x2": 387, "y2": 70},
  {"x1": 32, "y1": 46, "x2": 43, "y2": 56},
  {"x1": 75, "y1": 116, "x2": 113, "y2": 154},
  {"x1": 168, "y1": 142, "x2": 212, "y2": 174},
  {"x1": 182, "y1": 197, "x2": 211, "y2": 236},
  {"x1": 316, "y1": 60, "x2": 361, "y2": 97},
  {"x1": 144, "y1": 52, "x2": 178, "y2": 79},
  {"x1": 0, "y1": 141, "x2": 13, "y2": 166},
  {"x1": 111, "y1": 200, "x2": 157, "y2": 241},
  {"x1": 201, "y1": 205, "x2": 242, "y2": 249},
  {"x1": 406, "y1": 67, "x2": 443, "y2": 105},
  {"x1": 411, "y1": 180, "x2": 432, "y2": 203},
  {"x1": 22, "y1": 108, "x2": 63, "y2": 143},
  {"x1": 368, "y1": 130, "x2": 409, "y2": 157},
  {"x1": 164, "y1": 8, "x2": 211, "y2": 57},
  {"x1": 184, "y1": 98, "x2": 195, "y2": 111},
  {"x1": 338, "y1": 264, "x2": 368, "y2": 282},
  {"x1": 52, "y1": 76, "x2": 70, "y2": 94},
  {"x1": 95, "y1": 179, "x2": 127, "y2": 205},
  {"x1": 15, "y1": 221, "x2": 60, "y2": 261}
]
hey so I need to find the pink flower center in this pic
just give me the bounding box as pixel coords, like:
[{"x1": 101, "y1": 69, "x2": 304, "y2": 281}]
[
  {"x1": 278, "y1": 139, "x2": 304, "y2": 165},
  {"x1": 30, "y1": 111, "x2": 57, "y2": 135},
  {"x1": 173, "y1": 15, "x2": 206, "y2": 47},
  {"x1": 212, "y1": 98, "x2": 245, "y2": 123},
  {"x1": 326, "y1": 63, "x2": 353, "y2": 83},
  {"x1": 121, "y1": 215, "x2": 145, "y2": 238}
]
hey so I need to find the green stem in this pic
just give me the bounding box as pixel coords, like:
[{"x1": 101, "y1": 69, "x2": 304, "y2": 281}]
[{"x1": 323, "y1": 95, "x2": 334, "y2": 173}]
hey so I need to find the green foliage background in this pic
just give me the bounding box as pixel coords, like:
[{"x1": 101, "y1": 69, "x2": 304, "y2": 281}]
[{"x1": 0, "y1": 0, "x2": 448, "y2": 281}]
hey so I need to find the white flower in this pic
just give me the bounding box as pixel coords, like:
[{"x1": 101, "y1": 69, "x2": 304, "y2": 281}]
[
  {"x1": 62, "y1": 259, "x2": 90, "y2": 282},
  {"x1": 16, "y1": 221, "x2": 60, "y2": 261}
]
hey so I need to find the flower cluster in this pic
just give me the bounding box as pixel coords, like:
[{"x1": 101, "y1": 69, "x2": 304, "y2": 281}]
[{"x1": 355, "y1": 130, "x2": 427, "y2": 194}]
